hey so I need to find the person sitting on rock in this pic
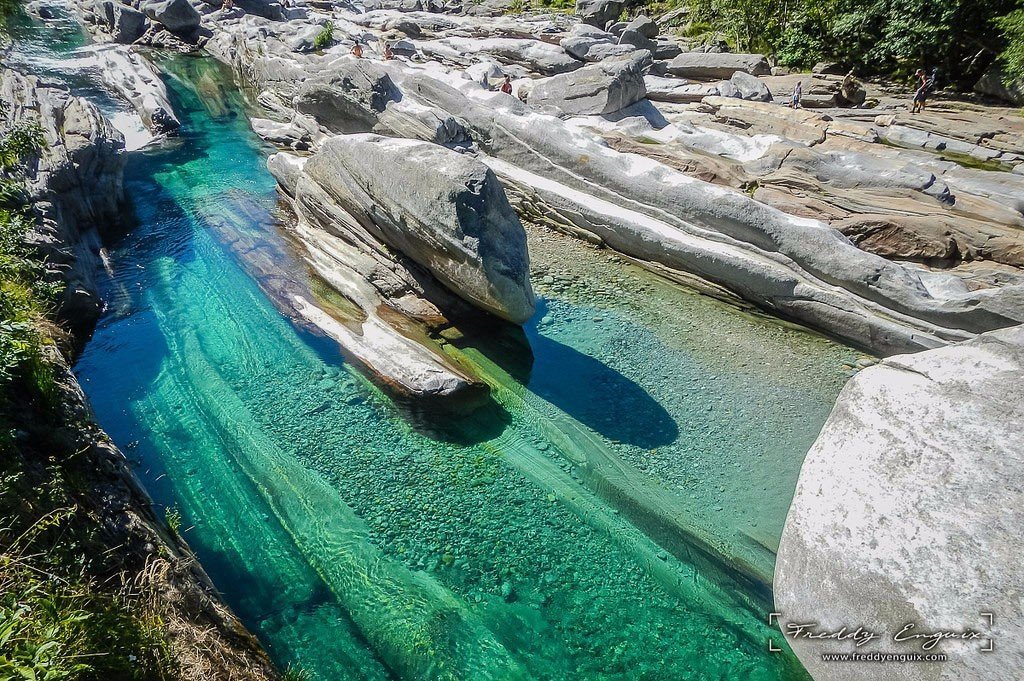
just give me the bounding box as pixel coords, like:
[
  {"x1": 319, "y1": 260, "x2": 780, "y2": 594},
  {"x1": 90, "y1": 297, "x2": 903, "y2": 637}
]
[
  {"x1": 221, "y1": 0, "x2": 233, "y2": 10},
  {"x1": 791, "y1": 80, "x2": 802, "y2": 109},
  {"x1": 351, "y1": 41, "x2": 363, "y2": 59},
  {"x1": 500, "y1": 75, "x2": 513, "y2": 95},
  {"x1": 383, "y1": 42, "x2": 394, "y2": 60},
  {"x1": 911, "y1": 68, "x2": 927, "y2": 113}
]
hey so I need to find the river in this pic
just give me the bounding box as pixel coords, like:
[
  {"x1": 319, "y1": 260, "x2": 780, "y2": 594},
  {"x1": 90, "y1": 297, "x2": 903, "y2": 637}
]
[{"x1": 6, "y1": 9, "x2": 867, "y2": 679}]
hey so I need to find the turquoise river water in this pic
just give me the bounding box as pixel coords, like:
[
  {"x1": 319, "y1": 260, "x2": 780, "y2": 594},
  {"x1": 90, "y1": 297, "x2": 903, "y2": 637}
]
[{"x1": 8, "y1": 12, "x2": 870, "y2": 680}]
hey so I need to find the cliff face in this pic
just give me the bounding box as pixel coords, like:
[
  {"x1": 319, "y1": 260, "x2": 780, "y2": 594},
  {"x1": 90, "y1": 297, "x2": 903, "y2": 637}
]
[
  {"x1": 774, "y1": 325, "x2": 1024, "y2": 680},
  {"x1": 1, "y1": 67, "x2": 280, "y2": 680}
]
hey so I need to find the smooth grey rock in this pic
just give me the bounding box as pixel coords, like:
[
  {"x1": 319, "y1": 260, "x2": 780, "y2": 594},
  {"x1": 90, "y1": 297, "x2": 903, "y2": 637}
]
[
  {"x1": 97, "y1": 46, "x2": 180, "y2": 133},
  {"x1": 717, "y1": 71, "x2": 771, "y2": 101},
  {"x1": 404, "y1": 74, "x2": 1024, "y2": 353},
  {"x1": 666, "y1": 52, "x2": 770, "y2": 79},
  {"x1": 140, "y1": 0, "x2": 199, "y2": 32},
  {"x1": 575, "y1": 0, "x2": 623, "y2": 28},
  {"x1": 652, "y1": 40, "x2": 682, "y2": 60},
  {"x1": 617, "y1": 28, "x2": 655, "y2": 51},
  {"x1": 297, "y1": 134, "x2": 535, "y2": 323},
  {"x1": 776, "y1": 325, "x2": 1024, "y2": 681},
  {"x1": 111, "y1": 3, "x2": 146, "y2": 43},
  {"x1": 528, "y1": 51, "x2": 649, "y2": 115},
  {"x1": 294, "y1": 60, "x2": 401, "y2": 133},
  {"x1": 644, "y1": 75, "x2": 718, "y2": 102},
  {"x1": 973, "y1": 64, "x2": 1024, "y2": 106},
  {"x1": 625, "y1": 14, "x2": 657, "y2": 38},
  {"x1": 559, "y1": 34, "x2": 634, "y2": 62}
]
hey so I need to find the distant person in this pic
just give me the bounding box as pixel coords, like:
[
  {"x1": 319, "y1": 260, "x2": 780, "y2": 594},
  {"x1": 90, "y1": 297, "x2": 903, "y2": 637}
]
[
  {"x1": 791, "y1": 80, "x2": 802, "y2": 108},
  {"x1": 500, "y1": 75, "x2": 513, "y2": 95},
  {"x1": 911, "y1": 68, "x2": 927, "y2": 113},
  {"x1": 351, "y1": 41, "x2": 363, "y2": 58},
  {"x1": 221, "y1": 0, "x2": 233, "y2": 10},
  {"x1": 382, "y1": 42, "x2": 394, "y2": 60}
]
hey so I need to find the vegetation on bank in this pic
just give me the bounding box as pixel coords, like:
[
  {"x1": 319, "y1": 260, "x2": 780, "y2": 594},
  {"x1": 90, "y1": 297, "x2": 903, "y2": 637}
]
[
  {"x1": 530, "y1": 0, "x2": 1024, "y2": 90},
  {"x1": 676, "y1": 0, "x2": 1024, "y2": 85}
]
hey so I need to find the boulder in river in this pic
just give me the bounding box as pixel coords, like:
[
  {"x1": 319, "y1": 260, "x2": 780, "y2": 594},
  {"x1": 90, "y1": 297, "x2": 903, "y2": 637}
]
[
  {"x1": 295, "y1": 134, "x2": 535, "y2": 323},
  {"x1": 666, "y1": 52, "x2": 770, "y2": 79},
  {"x1": 775, "y1": 325, "x2": 1024, "y2": 680},
  {"x1": 528, "y1": 51, "x2": 649, "y2": 115}
]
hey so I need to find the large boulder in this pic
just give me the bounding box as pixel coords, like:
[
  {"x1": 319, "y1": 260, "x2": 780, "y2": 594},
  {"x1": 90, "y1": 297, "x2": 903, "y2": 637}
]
[
  {"x1": 560, "y1": 34, "x2": 636, "y2": 62},
  {"x1": 666, "y1": 52, "x2": 770, "y2": 79},
  {"x1": 575, "y1": 0, "x2": 624, "y2": 28},
  {"x1": 775, "y1": 325, "x2": 1024, "y2": 680},
  {"x1": 974, "y1": 64, "x2": 1024, "y2": 106},
  {"x1": 717, "y1": 70, "x2": 771, "y2": 101},
  {"x1": 527, "y1": 51, "x2": 649, "y2": 115},
  {"x1": 140, "y1": 0, "x2": 199, "y2": 32},
  {"x1": 294, "y1": 60, "x2": 401, "y2": 133},
  {"x1": 298, "y1": 134, "x2": 535, "y2": 323}
]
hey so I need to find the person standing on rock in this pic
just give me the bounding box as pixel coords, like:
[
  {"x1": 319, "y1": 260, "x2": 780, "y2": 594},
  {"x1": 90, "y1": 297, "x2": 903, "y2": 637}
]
[
  {"x1": 911, "y1": 68, "x2": 928, "y2": 113},
  {"x1": 500, "y1": 75, "x2": 513, "y2": 95},
  {"x1": 383, "y1": 42, "x2": 394, "y2": 60},
  {"x1": 791, "y1": 80, "x2": 802, "y2": 108}
]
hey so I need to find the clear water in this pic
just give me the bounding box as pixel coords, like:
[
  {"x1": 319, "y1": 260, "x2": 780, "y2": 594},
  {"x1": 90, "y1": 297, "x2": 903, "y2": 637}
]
[{"x1": 11, "y1": 13, "x2": 869, "y2": 680}]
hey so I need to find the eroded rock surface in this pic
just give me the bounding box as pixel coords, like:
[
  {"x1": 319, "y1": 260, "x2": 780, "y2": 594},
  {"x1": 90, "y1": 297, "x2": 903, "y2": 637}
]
[{"x1": 775, "y1": 325, "x2": 1024, "y2": 680}]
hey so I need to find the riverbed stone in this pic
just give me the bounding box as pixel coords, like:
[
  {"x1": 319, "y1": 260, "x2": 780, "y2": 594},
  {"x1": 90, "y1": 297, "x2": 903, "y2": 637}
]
[{"x1": 294, "y1": 60, "x2": 401, "y2": 133}]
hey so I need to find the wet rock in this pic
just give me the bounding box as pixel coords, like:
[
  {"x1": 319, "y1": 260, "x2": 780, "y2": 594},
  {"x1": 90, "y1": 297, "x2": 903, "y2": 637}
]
[
  {"x1": 527, "y1": 51, "x2": 649, "y2": 115},
  {"x1": 666, "y1": 52, "x2": 770, "y2": 80},
  {"x1": 776, "y1": 326, "x2": 1024, "y2": 681}
]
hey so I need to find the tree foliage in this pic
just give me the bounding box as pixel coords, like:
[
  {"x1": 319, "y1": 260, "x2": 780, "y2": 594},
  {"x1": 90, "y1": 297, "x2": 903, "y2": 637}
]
[
  {"x1": 996, "y1": 7, "x2": 1024, "y2": 82},
  {"x1": 679, "y1": 0, "x2": 1022, "y2": 87}
]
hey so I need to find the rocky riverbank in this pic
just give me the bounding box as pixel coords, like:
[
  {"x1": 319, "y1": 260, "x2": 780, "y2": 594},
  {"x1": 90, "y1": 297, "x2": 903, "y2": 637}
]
[
  {"x1": 0, "y1": 64, "x2": 279, "y2": 680},
  {"x1": 59, "y1": 0, "x2": 1024, "y2": 364}
]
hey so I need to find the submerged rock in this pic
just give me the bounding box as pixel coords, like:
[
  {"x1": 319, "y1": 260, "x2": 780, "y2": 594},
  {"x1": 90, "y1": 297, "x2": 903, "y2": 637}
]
[
  {"x1": 527, "y1": 51, "x2": 649, "y2": 115},
  {"x1": 776, "y1": 325, "x2": 1024, "y2": 680}
]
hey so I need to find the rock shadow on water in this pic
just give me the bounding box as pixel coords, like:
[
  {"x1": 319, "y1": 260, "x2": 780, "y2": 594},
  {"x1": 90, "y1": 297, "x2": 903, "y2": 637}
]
[
  {"x1": 453, "y1": 301, "x2": 679, "y2": 449},
  {"x1": 525, "y1": 300, "x2": 679, "y2": 449}
]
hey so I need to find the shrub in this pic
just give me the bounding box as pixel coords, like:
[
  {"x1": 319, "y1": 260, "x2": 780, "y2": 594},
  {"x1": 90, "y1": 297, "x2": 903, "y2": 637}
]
[{"x1": 312, "y1": 21, "x2": 334, "y2": 50}]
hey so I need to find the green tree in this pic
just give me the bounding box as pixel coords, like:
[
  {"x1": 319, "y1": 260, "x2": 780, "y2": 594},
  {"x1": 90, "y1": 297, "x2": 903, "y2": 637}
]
[{"x1": 996, "y1": 7, "x2": 1024, "y2": 82}]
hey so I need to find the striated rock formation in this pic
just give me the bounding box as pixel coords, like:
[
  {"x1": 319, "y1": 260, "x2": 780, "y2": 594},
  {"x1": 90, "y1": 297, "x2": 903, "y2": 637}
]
[
  {"x1": 775, "y1": 325, "x2": 1024, "y2": 680},
  {"x1": 97, "y1": 45, "x2": 180, "y2": 133},
  {"x1": 268, "y1": 134, "x2": 534, "y2": 398},
  {"x1": 1, "y1": 67, "x2": 125, "y2": 339},
  {"x1": 295, "y1": 134, "x2": 534, "y2": 324}
]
